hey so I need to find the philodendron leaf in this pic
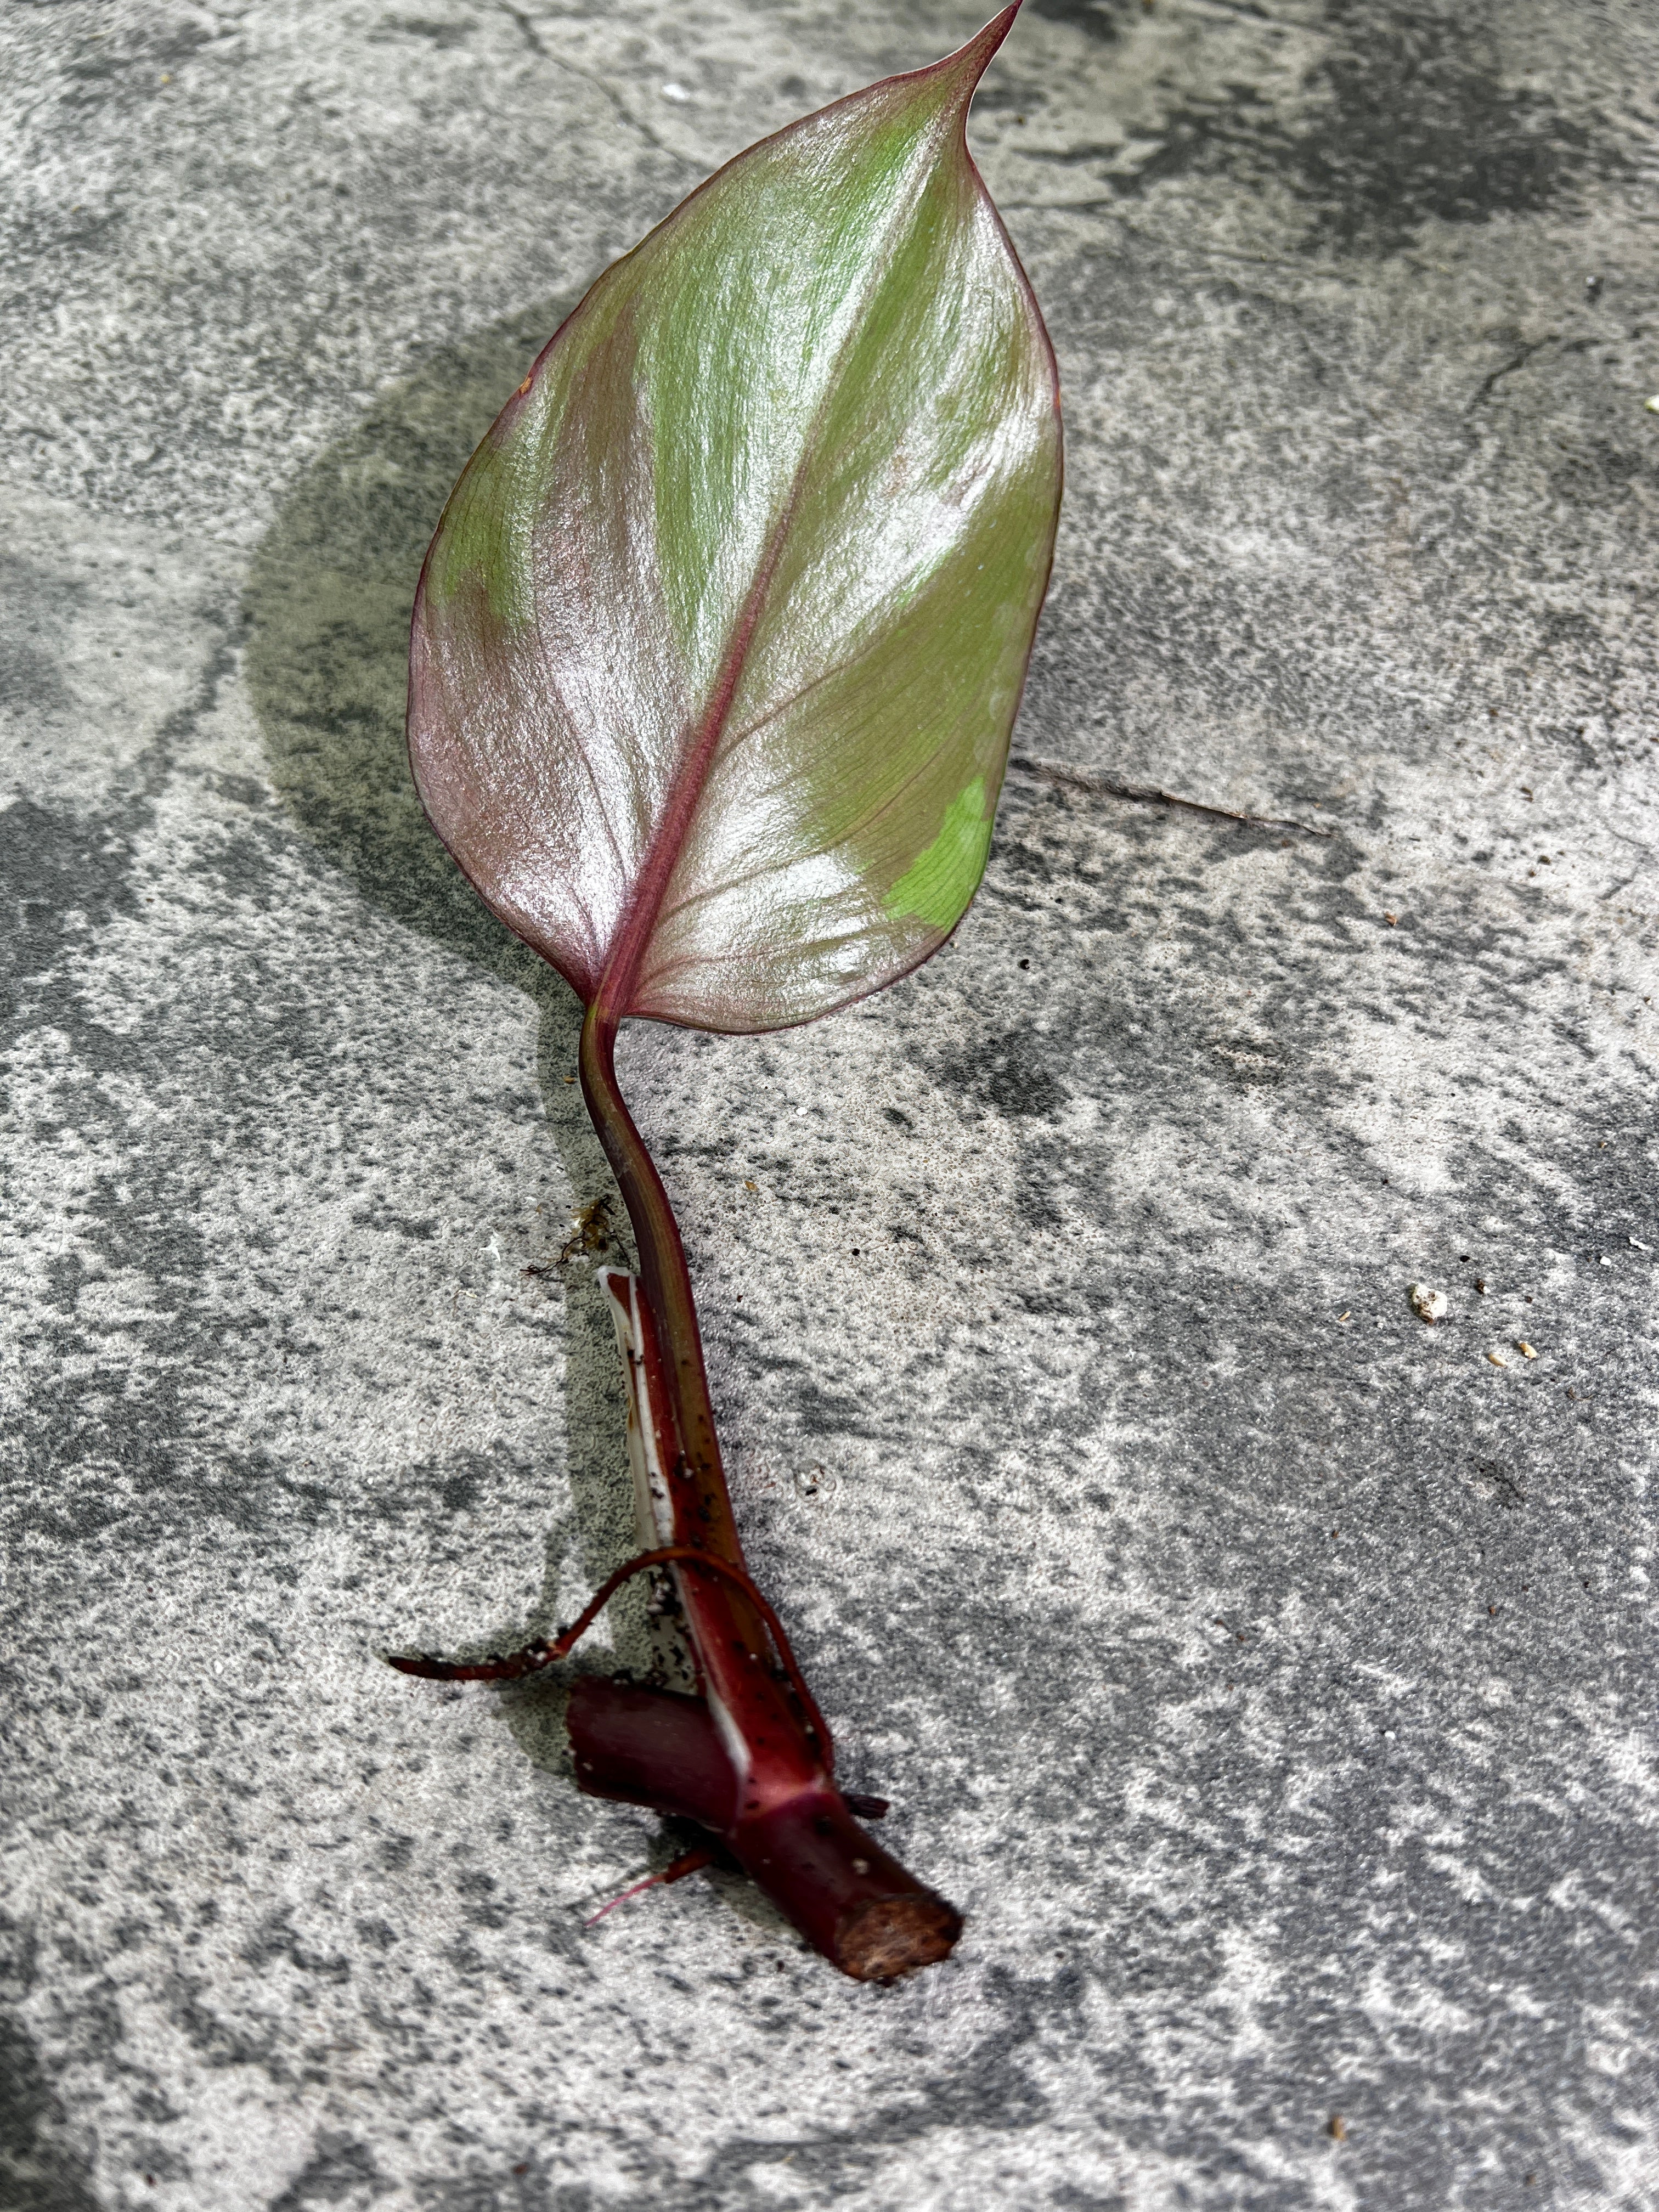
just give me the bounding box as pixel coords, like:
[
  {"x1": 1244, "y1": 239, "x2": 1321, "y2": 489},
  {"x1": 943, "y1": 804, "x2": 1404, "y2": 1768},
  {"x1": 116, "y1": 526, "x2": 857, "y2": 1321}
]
[{"x1": 409, "y1": 5, "x2": 1060, "y2": 1032}]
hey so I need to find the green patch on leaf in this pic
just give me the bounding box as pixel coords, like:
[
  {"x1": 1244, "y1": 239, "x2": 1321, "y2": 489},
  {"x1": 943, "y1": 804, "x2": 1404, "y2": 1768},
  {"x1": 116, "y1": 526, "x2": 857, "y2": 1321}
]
[{"x1": 885, "y1": 779, "x2": 992, "y2": 928}]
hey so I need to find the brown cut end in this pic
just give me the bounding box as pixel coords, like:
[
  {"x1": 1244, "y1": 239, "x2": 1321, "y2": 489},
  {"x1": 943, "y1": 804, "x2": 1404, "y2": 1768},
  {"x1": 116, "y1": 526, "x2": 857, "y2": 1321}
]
[{"x1": 835, "y1": 1894, "x2": 963, "y2": 1982}]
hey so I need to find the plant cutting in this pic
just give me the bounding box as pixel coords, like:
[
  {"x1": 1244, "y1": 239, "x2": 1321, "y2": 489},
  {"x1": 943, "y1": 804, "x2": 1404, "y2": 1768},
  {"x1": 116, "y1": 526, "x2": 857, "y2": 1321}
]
[{"x1": 390, "y1": 4, "x2": 1061, "y2": 1981}]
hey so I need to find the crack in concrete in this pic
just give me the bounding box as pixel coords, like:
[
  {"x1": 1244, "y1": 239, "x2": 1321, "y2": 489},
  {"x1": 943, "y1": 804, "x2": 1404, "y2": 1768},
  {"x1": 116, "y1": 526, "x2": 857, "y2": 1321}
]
[
  {"x1": 1008, "y1": 752, "x2": 1338, "y2": 838},
  {"x1": 492, "y1": 0, "x2": 694, "y2": 166}
]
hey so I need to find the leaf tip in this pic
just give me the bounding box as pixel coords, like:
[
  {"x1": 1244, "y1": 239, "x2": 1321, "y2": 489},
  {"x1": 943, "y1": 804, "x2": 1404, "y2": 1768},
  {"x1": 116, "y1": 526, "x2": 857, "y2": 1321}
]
[{"x1": 930, "y1": 5, "x2": 1022, "y2": 107}]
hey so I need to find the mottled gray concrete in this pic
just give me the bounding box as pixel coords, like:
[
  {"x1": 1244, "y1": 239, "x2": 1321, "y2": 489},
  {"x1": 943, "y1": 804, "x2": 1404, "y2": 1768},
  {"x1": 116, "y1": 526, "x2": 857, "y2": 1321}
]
[{"x1": 3, "y1": 2, "x2": 1657, "y2": 2207}]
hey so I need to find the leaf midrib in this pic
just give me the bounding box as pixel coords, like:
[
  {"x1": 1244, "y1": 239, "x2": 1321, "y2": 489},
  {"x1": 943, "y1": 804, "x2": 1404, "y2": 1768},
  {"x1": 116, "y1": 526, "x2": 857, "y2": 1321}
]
[{"x1": 589, "y1": 100, "x2": 967, "y2": 1023}]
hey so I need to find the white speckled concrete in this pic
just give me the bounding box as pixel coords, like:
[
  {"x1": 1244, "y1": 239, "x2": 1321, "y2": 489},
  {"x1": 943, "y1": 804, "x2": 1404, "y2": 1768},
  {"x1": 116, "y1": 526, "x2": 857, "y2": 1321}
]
[{"x1": 3, "y1": 4, "x2": 1656, "y2": 2208}]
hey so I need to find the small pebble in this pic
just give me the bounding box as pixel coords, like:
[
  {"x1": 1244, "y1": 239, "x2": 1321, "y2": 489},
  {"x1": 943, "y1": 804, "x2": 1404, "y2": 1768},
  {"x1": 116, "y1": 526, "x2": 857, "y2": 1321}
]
[{"x1": 1408, "y1": 1283, "x2": 1447, "y2": 1321}]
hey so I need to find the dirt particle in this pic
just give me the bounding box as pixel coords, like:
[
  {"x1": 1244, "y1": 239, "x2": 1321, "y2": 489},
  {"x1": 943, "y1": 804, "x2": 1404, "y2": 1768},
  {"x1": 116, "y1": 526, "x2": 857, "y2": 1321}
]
[{"x1": 558, "y1": 1199, "x2": 612, "y2": 1265}]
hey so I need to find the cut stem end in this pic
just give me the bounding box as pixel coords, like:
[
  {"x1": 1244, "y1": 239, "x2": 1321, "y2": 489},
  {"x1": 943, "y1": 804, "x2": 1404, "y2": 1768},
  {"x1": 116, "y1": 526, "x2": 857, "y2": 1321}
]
[{"x1": 837, "y1": 1894, "x2": 964, "y2": 1983}]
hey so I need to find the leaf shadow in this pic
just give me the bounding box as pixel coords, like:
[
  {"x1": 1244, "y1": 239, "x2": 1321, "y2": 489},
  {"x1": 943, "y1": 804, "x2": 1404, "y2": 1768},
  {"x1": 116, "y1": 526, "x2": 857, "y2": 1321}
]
[{"x1": 242, "y1": 292, "x2": 662, "y2": 1699}]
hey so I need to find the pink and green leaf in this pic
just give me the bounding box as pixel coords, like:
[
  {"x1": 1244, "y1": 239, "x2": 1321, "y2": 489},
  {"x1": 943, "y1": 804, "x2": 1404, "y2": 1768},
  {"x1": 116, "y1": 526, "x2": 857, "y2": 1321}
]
[{"x1": 409, "y1": 4, "x2": 1060, "y2": 1032}]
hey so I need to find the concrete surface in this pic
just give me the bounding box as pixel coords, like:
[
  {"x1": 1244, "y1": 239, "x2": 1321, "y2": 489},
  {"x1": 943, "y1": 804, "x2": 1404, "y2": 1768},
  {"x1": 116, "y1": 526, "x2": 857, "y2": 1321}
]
[{"x1": 3, "y1": 2, "x2": 1657, "y2": 2207}]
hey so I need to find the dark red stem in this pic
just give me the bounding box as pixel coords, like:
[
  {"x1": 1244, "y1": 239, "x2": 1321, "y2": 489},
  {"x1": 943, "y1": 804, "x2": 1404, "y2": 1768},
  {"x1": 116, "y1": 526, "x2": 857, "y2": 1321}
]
[
  {"x1": 578, "y1": 1006, "x2": 731, "y2": 1543},
  {"x1": 574, "y1": 1005, "x2": 960, "y2": 1979}
]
